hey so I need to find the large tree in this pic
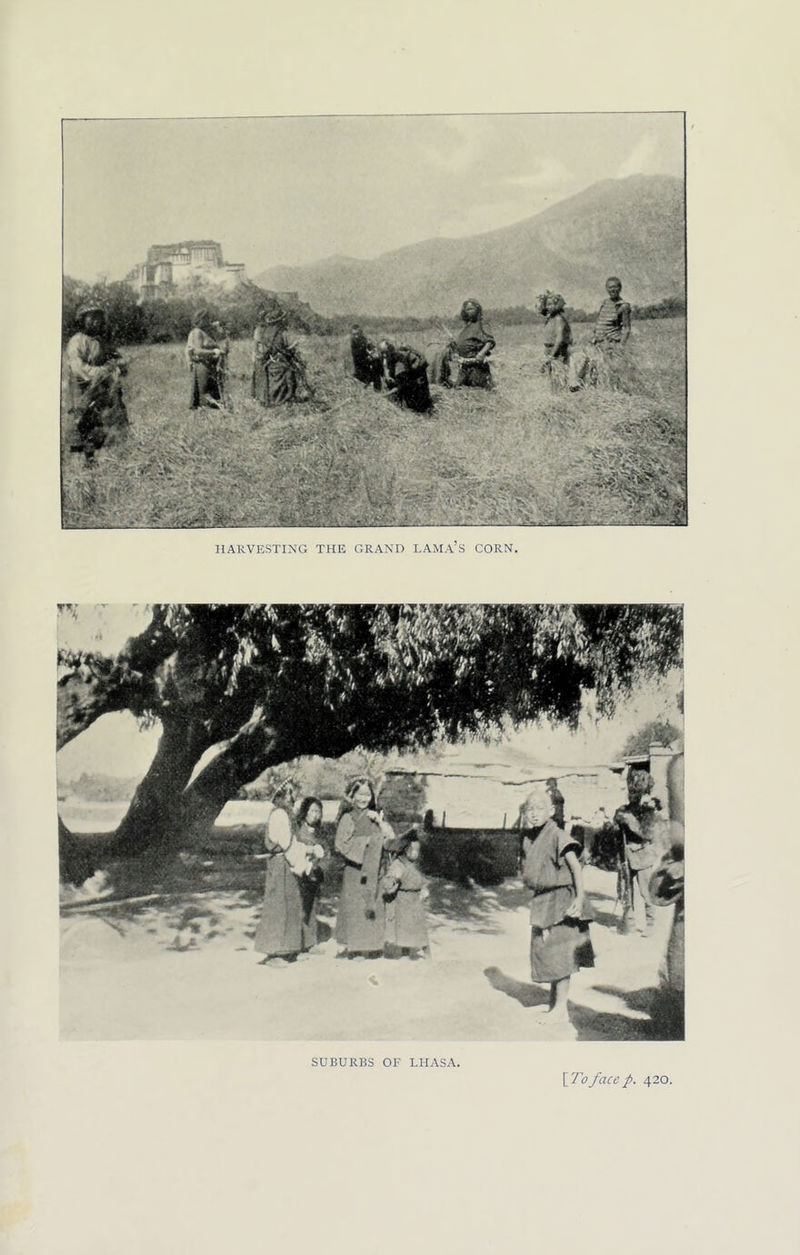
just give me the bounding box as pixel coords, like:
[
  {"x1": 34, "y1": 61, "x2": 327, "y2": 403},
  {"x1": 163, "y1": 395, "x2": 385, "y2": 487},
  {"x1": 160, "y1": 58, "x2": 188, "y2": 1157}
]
[{"x1": 57, "y1": 604, "x2": 682, "y2": 885}]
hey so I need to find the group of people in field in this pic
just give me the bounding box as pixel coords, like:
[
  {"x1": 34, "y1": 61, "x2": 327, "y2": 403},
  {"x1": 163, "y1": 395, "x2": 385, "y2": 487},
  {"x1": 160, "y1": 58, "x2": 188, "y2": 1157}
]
[
  {"x1": 64, "y1": 278, "x2": 633, "y2": 457},
  {"x1": 253, "y1": 758, "x2": 684, "y2": 1037}
]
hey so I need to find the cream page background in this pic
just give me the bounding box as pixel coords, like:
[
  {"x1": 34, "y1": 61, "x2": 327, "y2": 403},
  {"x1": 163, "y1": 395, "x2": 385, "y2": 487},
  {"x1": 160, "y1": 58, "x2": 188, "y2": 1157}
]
[{"x1": 2, "y1": 2, "x2": 797, "y2": 1251}]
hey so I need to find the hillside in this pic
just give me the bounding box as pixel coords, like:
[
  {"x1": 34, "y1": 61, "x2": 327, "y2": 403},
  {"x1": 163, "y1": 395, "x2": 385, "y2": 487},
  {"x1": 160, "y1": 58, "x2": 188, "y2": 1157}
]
[{"x1": 255, "y1": 174, "x2": 685, "y2": 317}]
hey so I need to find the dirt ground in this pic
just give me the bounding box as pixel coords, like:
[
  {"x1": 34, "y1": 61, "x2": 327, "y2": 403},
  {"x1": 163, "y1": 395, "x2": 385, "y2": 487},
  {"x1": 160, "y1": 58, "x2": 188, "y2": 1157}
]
[{"x1": 60, "y1": 867, "x2": 676, "y2": 1042}]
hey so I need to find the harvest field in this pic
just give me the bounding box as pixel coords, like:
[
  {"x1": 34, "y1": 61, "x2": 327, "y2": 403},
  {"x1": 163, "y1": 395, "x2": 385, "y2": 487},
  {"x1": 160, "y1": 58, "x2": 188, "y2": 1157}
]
[{"x1": 61, "y1": 319, "x2": 686, "y2": 529}]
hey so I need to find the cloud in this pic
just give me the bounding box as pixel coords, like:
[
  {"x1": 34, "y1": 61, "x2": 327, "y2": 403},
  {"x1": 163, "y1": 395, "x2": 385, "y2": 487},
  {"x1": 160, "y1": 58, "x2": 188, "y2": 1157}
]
[
  {"x1": 501, "y1": 157, "x2": 573, "y2": 188},
  {"x1": 616, "y1": 133, "x2": 660, "y2": 177},
  {"x1": 420, "y1": 115, "x2": 495, "y2": 174}
]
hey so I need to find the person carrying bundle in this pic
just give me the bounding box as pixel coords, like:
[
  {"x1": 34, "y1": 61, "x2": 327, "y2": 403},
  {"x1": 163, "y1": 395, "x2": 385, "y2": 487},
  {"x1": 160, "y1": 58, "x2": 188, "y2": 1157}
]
[
  {"x1": 186, "y1": 309, "x2": 224, "y2": 410},
  {"x1": 431, "y1": 298, "x2": 496, "y2": 389},
  {"x1": 252, "y1": 302, "x2": 305, "y2": 406},
  {"x1": 65, "y1": 304, "x2": 129, "y2": 457}
]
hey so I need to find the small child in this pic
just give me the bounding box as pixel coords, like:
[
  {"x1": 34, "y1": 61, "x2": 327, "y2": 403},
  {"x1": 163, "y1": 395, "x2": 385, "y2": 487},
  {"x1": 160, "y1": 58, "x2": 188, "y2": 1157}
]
[
  {"x1": 520, "y1": 785, "x2": 594, "y2": 1024},
  {"x1": 382, "y1": 829, "x2": 430, "y2": 958}
]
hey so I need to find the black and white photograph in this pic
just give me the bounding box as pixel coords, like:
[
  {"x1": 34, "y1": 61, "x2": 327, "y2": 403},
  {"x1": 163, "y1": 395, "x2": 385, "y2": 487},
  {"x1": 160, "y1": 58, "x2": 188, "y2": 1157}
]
[
  {"x1": 61, "y1": 114, "x2": 686, "y2": 529},
  {"x1": 58, "y1": 603, "x2": 684, "y2": 1042}
]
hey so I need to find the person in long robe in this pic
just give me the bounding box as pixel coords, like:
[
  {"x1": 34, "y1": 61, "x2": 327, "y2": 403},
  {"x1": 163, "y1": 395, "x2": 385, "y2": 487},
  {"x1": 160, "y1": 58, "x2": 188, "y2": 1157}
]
[
  {"x1": 252, "y1": 303, "x2": 299, "y2": 406},
  {"x1": 378, "y1": 340, "x2": 432, "y2": 413},
  {"x1": 186, "y1": 310, "x2": 223, "y2": 409},
  {"x1": 335, "y1": 779, "x2": 396, "y2": 957},
  {"x1": 348, "y1": 325, "x2": 382, "y2": 391},
  {"x1": 65, "y1": 304, "x2": 129, "y2": 457},
  {"x1": 294, "y1": 795, "x2": 327, "y2": 951},
  {"x1": 382, "y1": 829, "x2": 429, "y2": 956},
  {"x1": 648, "y1": 751, "x2": 684, "y2": 1039},
  {"x1": 210, "y1": 319, "x2": 231, "y2": 407},
  {"x1": 450, "y1": 298, "x2": 496, "y2": 387},
  {"x1": 254, "y1": 783, "x2": 325, "y2": 965},
  {"x1": 613, "y1": 768, "x2": 666, "y2": 936},
  {"x1": 520, "y1": 785, "x2": 594, "y2": 1026}
]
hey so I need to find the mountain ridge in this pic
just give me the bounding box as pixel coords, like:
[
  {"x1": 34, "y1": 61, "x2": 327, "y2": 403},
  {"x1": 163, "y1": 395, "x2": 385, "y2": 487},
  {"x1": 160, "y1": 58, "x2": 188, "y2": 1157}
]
[{"x1": 256, "y1": 174, "x2": 684, "y2": 317}]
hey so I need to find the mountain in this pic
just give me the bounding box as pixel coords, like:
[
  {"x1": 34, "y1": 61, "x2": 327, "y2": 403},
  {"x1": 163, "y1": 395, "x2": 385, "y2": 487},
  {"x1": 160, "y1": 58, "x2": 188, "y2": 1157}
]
[{"x1": 255, "y1": 175, "x2": 684, "y2": 317}]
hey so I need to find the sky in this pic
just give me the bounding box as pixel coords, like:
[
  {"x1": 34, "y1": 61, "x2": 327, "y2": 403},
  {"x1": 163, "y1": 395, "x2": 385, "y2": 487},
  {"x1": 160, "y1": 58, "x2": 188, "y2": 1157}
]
[
  {"x1": 56, "y1": 606, "x2": 683, "y2": 783},
  {"x1": 62, "y1": 114, "x2": 684, "y2": 282}
]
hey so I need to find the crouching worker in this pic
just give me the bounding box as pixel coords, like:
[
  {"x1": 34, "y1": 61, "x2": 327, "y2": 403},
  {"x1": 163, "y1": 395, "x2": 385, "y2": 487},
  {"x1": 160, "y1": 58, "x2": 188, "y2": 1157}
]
[
  {"x1": 348, "y1": 325, "x2": 382, "y2": 391},
  {"x1": 520, "y1": 785, "x2": 594, "y2": 1025},
  {"x1": 378, "y1": 340, "x2": 432, "y2": 413},
  {"x1": 65, "y1": 304, "x2": 129, "y2": 457},
  {"x1": 382, "y1": 828, "x2": 430, "y2": 959}
]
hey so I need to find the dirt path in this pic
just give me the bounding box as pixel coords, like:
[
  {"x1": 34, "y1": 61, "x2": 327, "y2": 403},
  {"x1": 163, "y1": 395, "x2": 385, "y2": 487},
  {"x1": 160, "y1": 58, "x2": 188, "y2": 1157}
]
[{"x1": 60, "y1": 869, "x2": 674, "y2": 1042}]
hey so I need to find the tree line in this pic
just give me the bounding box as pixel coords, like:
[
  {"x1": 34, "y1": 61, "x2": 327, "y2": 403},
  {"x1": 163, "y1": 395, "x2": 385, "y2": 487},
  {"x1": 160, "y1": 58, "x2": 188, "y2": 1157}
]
[{"x1": 62, "y1": 277, "x2": 686, "y2": 347}]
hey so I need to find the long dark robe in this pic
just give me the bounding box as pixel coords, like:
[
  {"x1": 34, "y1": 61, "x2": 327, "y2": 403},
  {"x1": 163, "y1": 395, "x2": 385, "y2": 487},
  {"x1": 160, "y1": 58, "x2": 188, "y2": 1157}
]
[
  {"x1": 187, "y1": 328, "x2": 222, "y2": 408},
  {"x1": 254, "y1": 808, "x2": 303, "y2": 957},
  {"x1": 252, "y1": 324, "x2": 298, "y2": 406},
  {"x1": 349, "y1": 333, "x2": 382, "y2": 390},
  {"x1": 383, "y1": 347, "x2": 432, "y2": 413},
  {"x1": 335, "y1": 809, "x2": 391, "y2": 952},
  {"x1": 453, "y1": 320, "x2": 495, "y2": 388},
  {"x1": 65, "y1": 331, "x2": 129, "y2": 453}
]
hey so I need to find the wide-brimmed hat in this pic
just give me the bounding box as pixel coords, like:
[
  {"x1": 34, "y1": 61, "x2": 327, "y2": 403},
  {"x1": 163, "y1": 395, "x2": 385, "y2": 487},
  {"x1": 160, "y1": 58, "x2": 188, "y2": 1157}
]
[
  {"x1": 261, "y1": 303, "x2": 286, "y2": 325},
  {"x1": 192, "y1": 308, "x2": 211, "y2": 326},
  {"x1": 75, "y1": 303, "x2": 105, "y2": 325}
]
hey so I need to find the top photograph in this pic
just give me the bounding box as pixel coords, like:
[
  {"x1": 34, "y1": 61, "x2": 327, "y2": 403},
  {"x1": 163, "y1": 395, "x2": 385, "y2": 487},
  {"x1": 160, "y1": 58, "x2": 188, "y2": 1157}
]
[{"x1": 61, "y1": 113, "x2": 686, "y2": 529}]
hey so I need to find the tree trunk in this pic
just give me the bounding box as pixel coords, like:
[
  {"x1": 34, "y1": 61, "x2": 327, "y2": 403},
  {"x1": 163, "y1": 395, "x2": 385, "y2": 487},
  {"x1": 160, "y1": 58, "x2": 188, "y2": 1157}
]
[
  {"x1": 59, "y1": 716, "x2": 211, "y2": 887},
  {"x1": 179, "y1": 711, "x2": 285, "y2": 842}
]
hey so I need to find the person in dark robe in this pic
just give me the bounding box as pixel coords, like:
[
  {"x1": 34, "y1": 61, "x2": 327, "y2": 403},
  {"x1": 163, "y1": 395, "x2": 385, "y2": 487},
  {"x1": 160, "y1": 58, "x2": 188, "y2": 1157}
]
[
  {"x1": 186, "y1": 309, "x2": 223, "y2": 409},
  {"x1": 382, "y1": 829, "x2": 430, "y2": 957},
  {"x1": 335, "y1": 778, "x2": 396, "y2": 957},
  {"x1": 295, "y1": 795, "x2": 327, "y2": 951},
  {"x1": 252, "y1": 303, "x2": 300, "y2": 406},
  {"x1": 348, "y1": 325, "x2": 382, "y2": 391},
  {"x1": 648, "y1": 751, "x2": 684, "y2": 1039},
  {"x1": 451, "y1": 298, "x2": 496, "y2": 387},
  {"x1": 65, "y1": 304, "x2": 129, "y2": 457},
  {"x1": 613, "y1": 768, "x2": 665, "y2": 936},
  {"x1": 545, "y1": 777, "x2": 566, "y2": 829},
  {"x1": 520, "y1": 786, "x2": 594, "y2": 1027},
  {"x1": 254, "y1": 782, "x2": 325, "y2": 966},
  {"x1": 378, "y1": 340, "x2": 432, "y2": 413},
  {"x1": 210, "y1": 319, "x2": 231, "y2": 407}
]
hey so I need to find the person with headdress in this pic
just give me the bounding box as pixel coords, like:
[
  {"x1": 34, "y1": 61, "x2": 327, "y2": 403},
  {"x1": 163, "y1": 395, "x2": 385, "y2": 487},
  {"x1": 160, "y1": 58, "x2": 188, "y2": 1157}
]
[
  {"x1": 65, "y1": 304, "x2": 129, "y2": 456},
  {"x1": 254, "y1": 782, "x2": 325, "y2": 966},
  {"x1": 382, "y1": 828, "x2": 430, "y2": 958},
  {"x1": 186, "y1": 309, "x2": 223, "y2": 410},
  {"x1": 378, "y1": 340, "x2": 432, "y2": 414},
  {"x1": 294, "y1": 795, "x2": 328, "y2": 951},
  {"x1": 537, "y1": 292, "x2": 573, "y2": 387},
  {"x1": 334, "y1": 778, "x2": 396, "y2": 957},
  {"x1": 613, "y1": 766, "x2": 665, "y2": 936},
  {"x1": 252, "y1": 302, "x2": 300, "y2": 406},
  {"x1": 348, "y1": 324, "x2": 382, "y2": 391},
  {"x1": 520, "y1": 784, "x2": 594, "y2": 1026}
]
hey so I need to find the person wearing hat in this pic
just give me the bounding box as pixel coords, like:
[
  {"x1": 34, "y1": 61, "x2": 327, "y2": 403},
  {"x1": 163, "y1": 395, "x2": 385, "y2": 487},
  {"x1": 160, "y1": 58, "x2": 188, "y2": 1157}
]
[
  {"x1": 65, "y1": 304, "x2": 129, "y2": 456},
  {"x1": 382, "y1": 828, "x2": 430, "y2": 958},
  {"x1": 186, "y1": 309, "x2": 224, "y2": 410},
  {"x1": 254, "y1": 781, "x2": 326, "y2": 967},
  {"x1": 251, "y1": 302, "x2": 300, "y2": 406},
  {"x1": 520, "y1": 785, "x2": 594, "y2": 1025}
]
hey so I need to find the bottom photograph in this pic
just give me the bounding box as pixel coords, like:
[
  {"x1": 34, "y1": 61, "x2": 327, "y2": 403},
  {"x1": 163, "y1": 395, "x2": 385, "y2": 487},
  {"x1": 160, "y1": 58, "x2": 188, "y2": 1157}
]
[{"x1": 57, "y1": 603, "x2": 685, "y2": 1042}]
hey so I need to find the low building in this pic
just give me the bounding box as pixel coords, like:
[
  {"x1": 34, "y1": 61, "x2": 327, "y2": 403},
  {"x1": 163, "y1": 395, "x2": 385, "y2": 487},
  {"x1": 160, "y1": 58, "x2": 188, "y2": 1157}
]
[{"x1": 125, "y1": 240, "x2": 246, "y2": 299}]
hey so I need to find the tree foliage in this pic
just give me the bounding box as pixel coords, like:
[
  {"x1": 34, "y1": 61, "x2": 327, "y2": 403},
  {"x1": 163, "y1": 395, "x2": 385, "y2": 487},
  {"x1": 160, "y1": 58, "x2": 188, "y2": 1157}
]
[
  {"x1": 620, "y1": 718, "x2": 682, "y2": 759},
  {"x1": 57, "y1": 604, "x2": 682, "y2": 885}
]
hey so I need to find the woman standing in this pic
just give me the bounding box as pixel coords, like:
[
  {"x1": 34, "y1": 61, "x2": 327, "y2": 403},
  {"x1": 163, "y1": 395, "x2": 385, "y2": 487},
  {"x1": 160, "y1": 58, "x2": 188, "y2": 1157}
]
[
  {"x1": 538, "y1": 292, "x2": 572, "y2": 389},
  {"x1": 451, "y1": 298, "x2": 496, "y2": 388},
  {"x1": 254, "y1": 783, "x2": 325, "y2": 966},
  {"x1": 335, "y1": 779, "x2": 395, "y2": 958},
  {"x1": 252, "y1": 302, "x2": 299, "y2": 407},
  {"x1": 186, "y1": 309, "x2": 223, "y2": 409},
  {"x1": 520, "y1": 785, "x2": 594, "y2": 1025},
  {"x1": 295, "y1": 795, "x2": 327, "y2": 951}
]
